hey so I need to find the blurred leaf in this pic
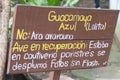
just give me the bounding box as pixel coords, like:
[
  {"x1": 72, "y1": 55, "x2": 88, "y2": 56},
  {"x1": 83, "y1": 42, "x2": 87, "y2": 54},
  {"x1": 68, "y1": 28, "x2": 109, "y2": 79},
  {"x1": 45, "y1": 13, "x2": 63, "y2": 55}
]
[
  {"x1": 8, "y1": 17, "x2": 13, "y2": 41},
  {"x1": 69, "y1": 0, "x2": 79, "y2": 6},
  {"x1": 47, "y1": 0, "x2": 60, "y2": 6},
  {"x1": 26, "y1": 0, "x2": 48, "y2": 6},
  {"x1": 26, "y1": 0, "x2": 36, "y2": 5},
  {"x1": 63, "y1": 0, "x2": 79, "y2": 6},
  {"x1": 18, "y1": 0, "x2": 27, "y2": 4},
  {"x1": 34, "y1": 0, "x2": 48, "y2": 6}
]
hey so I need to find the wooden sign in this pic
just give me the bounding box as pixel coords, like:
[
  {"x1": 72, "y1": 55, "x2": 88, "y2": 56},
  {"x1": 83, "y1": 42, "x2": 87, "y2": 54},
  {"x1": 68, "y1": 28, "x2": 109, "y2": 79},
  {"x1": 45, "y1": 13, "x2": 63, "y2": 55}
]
[{"x1": 7, "y1": 4, "x2": 119, "y2": 74}]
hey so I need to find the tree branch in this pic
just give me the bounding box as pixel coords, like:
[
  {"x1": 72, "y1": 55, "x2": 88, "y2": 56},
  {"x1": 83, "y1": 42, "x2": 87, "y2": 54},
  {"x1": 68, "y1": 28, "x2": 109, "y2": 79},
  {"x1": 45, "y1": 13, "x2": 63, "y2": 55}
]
[{"x1": 0, "y1": 0, "x2": 10, "y2": 80}]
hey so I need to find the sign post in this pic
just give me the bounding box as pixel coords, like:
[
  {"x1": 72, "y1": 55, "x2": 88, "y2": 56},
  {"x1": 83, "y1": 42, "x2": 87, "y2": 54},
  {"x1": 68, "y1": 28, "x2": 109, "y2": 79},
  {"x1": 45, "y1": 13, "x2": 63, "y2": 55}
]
[
  {"x1": 49, "y1": 71, "x2": 61, "y2": 80},
  {"x1": 7, "y1": 4, "x2": 119, "y2": 80}
]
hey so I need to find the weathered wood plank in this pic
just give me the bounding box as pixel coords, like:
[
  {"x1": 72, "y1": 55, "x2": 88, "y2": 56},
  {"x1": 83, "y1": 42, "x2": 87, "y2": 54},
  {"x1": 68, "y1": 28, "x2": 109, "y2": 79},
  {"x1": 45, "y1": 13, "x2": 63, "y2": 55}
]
[
  {"x1": 11, "y1": 5, "x2": 119, "y2": 40},
  {"x1": 7, "y1": 5, "x2": 119, "y2": 75},
  {"x1": 7, "y1": 40, "x2": 112, "y2": 74}
]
